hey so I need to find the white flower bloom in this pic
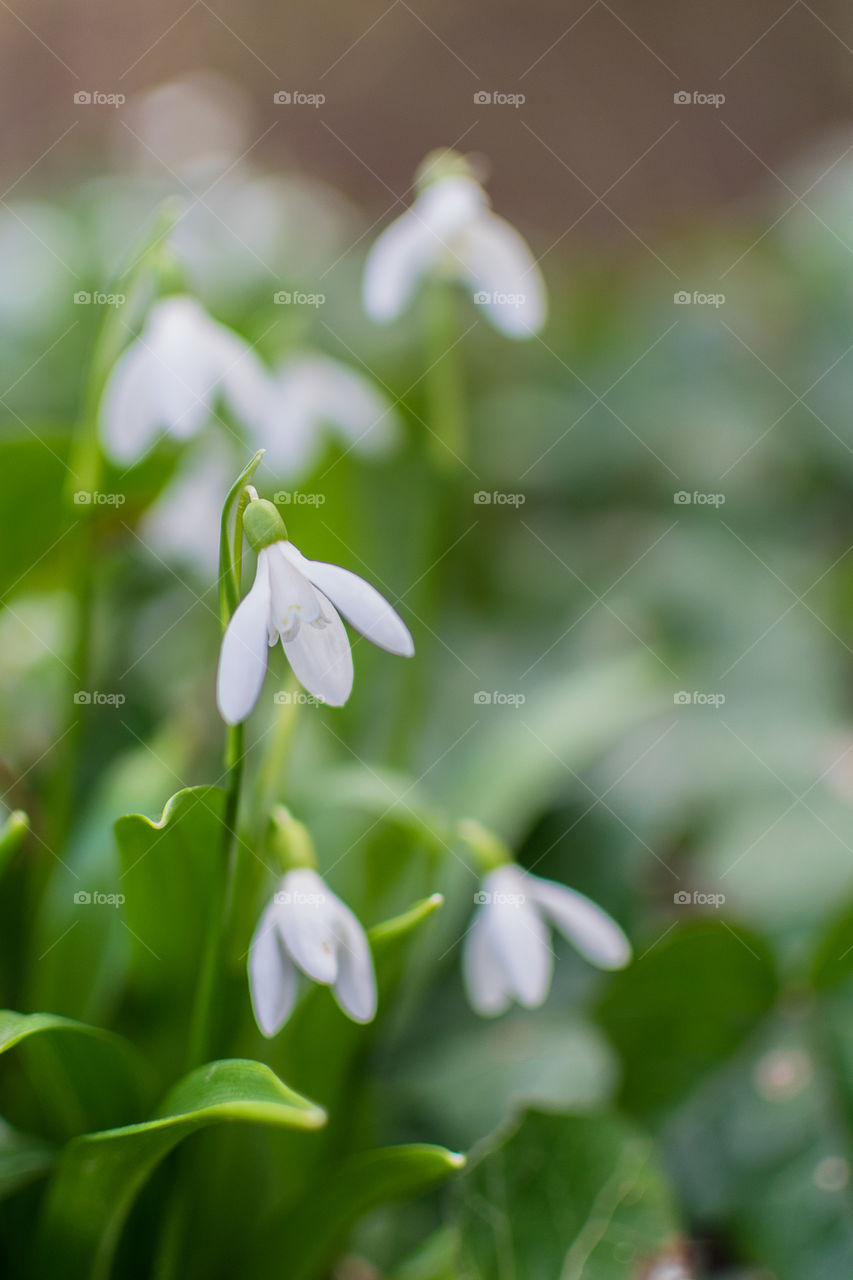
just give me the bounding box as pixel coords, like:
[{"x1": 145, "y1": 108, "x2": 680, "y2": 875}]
[
  {"x1": 259, "y1": 352, "x2": 400, "y2": 476},
  {"x1": 249, "y1": 867, "x2": 376, "y2": 1036},
  {"x1": 216, "y1": 525, "x2": 414, "y2": 722},
  {"x1": 99, "y1": 294, "x2": 272, "y2": 464},
  {"x1": 463, "y1": 864, "x2": 630, "y2": 1017},
  {"x1": 362, "y1": 159, "x2": 546, "y2": 338}
]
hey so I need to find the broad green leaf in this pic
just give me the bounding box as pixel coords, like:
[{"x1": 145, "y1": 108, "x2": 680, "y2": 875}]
[
  {"x1": 114, "y1": 786, "x2": 225, "y2": 1072},
  {"x1": 394, "y1": 1011, "x2": 618, "y2": 1148},
  {"x1": 0, "y1": 1011, "x2": 148, "y2": 1140},
  {"x1": 38, "y1": 1058, "x2": 325, "y2": 1280},
  {"x1": 255, "y1": 1143, "x2": 464, "y2": 1280},
  {"x1": 667, "y1": 1008, "x2": 853, "y2": 1279},
  {"x1": 454, "y1": 1109, "x2": 681, "y2": 1279},
  {"x1": 29, "y1": 727, "x2": 202, "y2": 1025},
  {"x1": 597, "y1": 920, "x2": 777, "y2": 1118}
]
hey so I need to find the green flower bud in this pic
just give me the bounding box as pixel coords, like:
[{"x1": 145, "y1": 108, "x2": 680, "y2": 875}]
[
  {"x1": 415, "y1": 148, "x2": 477, "y2": 194},
  {"x1": 456, "y1": 818, "x2": 512, "y2": 872},
  {"x1": 267, "y1": 805, "x2": 316, "y2": 873},
  {"x1": 243, "y1": 498, "x2": 287, "y2": 552}
]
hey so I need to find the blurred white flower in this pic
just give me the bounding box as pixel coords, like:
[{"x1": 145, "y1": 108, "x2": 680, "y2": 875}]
[
  {"x1": 249, "y1": 867, "x2": 376, "y2": 1036},
  {"x1": 463, "y1": 864, "x2": 630, "y2": 1017},
  {"x1": 260, "y1": 352, "x2": 400, "y2": 475},
  {"x1": 99, "y1": 295, "x2": 271, "y2": 464},
  {"x1": 139, "y1": 439, "x2": 234, "y2": 576},
  {"x1": 216, "y1": 503, "x2": 414, "y2": 722},
  {"x1": 362, "y1": 153, "x2": 546, "y2": 338}
]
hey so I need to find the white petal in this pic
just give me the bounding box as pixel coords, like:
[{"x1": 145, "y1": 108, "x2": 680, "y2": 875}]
[
  {"x1": 266, "y1": 543, "x2": 323, "y2": 637},
  {"x1": 267, "y1": 353, "x2": 399, "y2": 471},
  {"x1": 282, "y1": 590, "x2": 354, "y2": 706},
  {"x1": 216, "y1": 554, "x2": 272, "y2": 725},
  {"x1": 276, "y1": 868, "x2": 339, "y2": 985},
  {"x1": 480, "y1": 866, "x2": 553, "y2": 1008},
  {"x1": 139, "y1": 437, "x2": 233, "y2": 575},
  {"x1": 211, "y1": 323, "x2": 276, "y2": 439},
  {"x1": 362, "y1": 175, "x2": 487, "y2": 323},
  {"x1": 526, "y1": 875, "x2": 631, "y2": 970},
  {"x1": 462, "y1": 909, "x2": 512, "y2": 1017},
  {"x1": 327, "y1": 896, "x2": 377, "y2": 1023},
  {"x1": 99, "y1": 340, "x2": 162, "y2": 464},
  {"x1": 248, "y1": 900, "x2": 298, "y2": 1037},
  {"x1": 456, "y1": 211, "x2": 546, "y2": 338},
  {"x1": 362, "y1": 210, "x2": 436, "y2": 323},
  {"x1": 145, "y1": 296, "x2": 220, "y2": 437},
  {"x1": 280, "y1": 542, "x2": 414, "y2": 657}
]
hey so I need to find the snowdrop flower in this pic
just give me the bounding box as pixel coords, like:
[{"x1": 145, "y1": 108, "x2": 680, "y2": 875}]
[
  {"x1": 99, "y1": 294, "x2": 272, "y2": 464},
  {"x1": 249, "y1": 866, "x2": 376, "y2": 1036},
  {"x1": 259, "y1": 352, "x2": 400, "y2": 476},
  {"x1": 363, "y1": 149, "x2": 546, "y2": 338},
  {"x1": 463, "y1": 862, "x2": 630, "y2": 1017},
  {"x1": 216, "y1": 497, "x2": 413, "y2": 722}
]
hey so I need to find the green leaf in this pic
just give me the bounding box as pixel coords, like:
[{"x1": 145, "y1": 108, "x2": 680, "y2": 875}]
[
  {"x1": 0, "y1": 1011, "x2": 148, "y2": 1140},
  {"x1": 37, "y1": 1058, "x2": 325, "y2": 1280},
  {"x1": 0, "y1": 812, "x2": 27, "y2": 878},
  {"x1": 0, "y1": 1119, "x2": 53, "y2": 1200},
  {"x1": 597, "y1": 920, "x2": 777, "y2": 1118},
  {"x1": 114, "y1": 786, "x2": 225, "y2": 1072},
  {"x1": 454, "y1": 1109, "x2": 681, "y2": 1279},
  {"x1": 257, "y1": 1143, "x2": 464, "y2": 1280}
]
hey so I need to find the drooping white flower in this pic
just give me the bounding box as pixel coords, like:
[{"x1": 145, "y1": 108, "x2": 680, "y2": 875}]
[
  {"x1": 362, "y1": 150, "x2": 546, "y2": 339},
  {"x1": 259, "y1": 352, "x2": 400, "y2": 476},
  {"x1": 99, "y1": 294, "x2": 272, "y2": 464},
  {"x1": 249, "y1": 867, "x2": 376, "y2": 1036},
  {"x1": 216, "y1": 499, "x2": 414, "y2": 722},
  {"x1": 463, "y1": 863, "x2": 630, "y2": 1017}
]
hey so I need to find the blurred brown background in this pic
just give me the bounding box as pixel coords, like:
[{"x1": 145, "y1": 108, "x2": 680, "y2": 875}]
[{"x1": 2, "y1": 0, "x2": 853, "y2": 243}]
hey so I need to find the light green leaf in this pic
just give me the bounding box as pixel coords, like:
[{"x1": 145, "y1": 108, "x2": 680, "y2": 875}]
[
  {"x1": 0, "y1": 1011, "x2": 149, "y2": 1140},
  {"x1": 455, "y1": 1109, "x2": 681, "y2": 1280},
  {"x1": 114, "y1": 786, "x2": 225, "y2": 1072},
  {"x1": 38, "y1": 1058, "x2": 325, "y2": 1280}
]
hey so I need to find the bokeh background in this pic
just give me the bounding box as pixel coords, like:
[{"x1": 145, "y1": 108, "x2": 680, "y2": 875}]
[{"x1": 3, "y1": 2, "x2": 853, "y2": 1278}]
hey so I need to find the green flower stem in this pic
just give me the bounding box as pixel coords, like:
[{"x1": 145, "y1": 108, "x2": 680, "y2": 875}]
[
  {"x1": 186, "y1": 457, "x2": 263, "y2": 1068},
  {"x1": 423, "y1": 279, "x2": 467, "y2": 470},
  {"x1": 52, "y1": 201, "x2": 183, "y2": 851}
]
